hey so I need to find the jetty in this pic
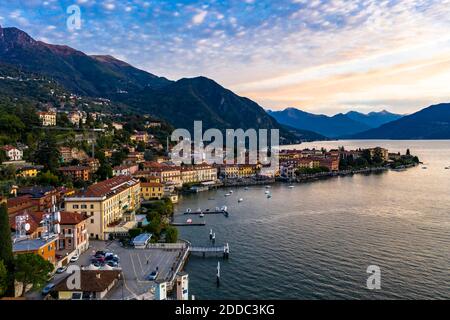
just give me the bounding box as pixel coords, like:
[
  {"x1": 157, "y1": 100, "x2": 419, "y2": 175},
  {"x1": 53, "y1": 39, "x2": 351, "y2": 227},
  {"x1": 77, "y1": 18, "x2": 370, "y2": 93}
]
[
  {"x1": 170, "y1": 221, "x2": 206, "y2": 226},
  {"x1": 189, "y1": 243, "x2": 230, "y2": 259}
]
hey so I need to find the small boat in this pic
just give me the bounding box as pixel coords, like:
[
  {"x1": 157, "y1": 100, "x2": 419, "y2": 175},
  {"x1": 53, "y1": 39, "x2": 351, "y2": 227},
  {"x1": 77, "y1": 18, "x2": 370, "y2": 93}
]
[
  {"x1": 265, "y1": 190, "x2": 270, "y2": 194},
  {"x1": 229, "y1": 190, "x2": 233, "y2": 194},
  {"x1": 289, "y1": 185, "x2": 295, "y2": 189},
  {"x1": 267, "y1": 194, "x2": 272, "y2": 199},
  {"x1": 445, "y1": 167, "x2": 449, "y2": 170},
  {"x1": 422, "y1": 167, "x2": 428, "y2": 169},
  {"x1": 220, "y1": 206, "x2": 228, "y2": 212},
  {"x1": 199, "y1": 213, "x2": 205, "y2": 218},
  {"x1": 265, "y1": 186, "x2": 271, "y2": 189},
  {"x1": 238, "y1": 198, "x2": 243, "y2": 203},
  {"x1": 225, "y1": 193, "x2": 231, "y2": 197},
  {"x1": 186, "y1": 219, "x2": 193, "y2": 224},
  {"x1": 244, "y1": 187, "x2": 249, "y2": 190},
  {"x1": 186, "y1": 208, "x2": 192, "y2": 213}
]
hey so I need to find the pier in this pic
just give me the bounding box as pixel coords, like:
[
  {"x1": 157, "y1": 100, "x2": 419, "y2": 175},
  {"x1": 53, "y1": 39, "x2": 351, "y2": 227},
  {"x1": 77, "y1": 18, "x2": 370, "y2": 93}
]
[
  {"x1": 170, "y1": 221, "x2": 206, "y2": 226},
  {"x1": 188, "y1": 243, "x2": 230, "y2": 259}
]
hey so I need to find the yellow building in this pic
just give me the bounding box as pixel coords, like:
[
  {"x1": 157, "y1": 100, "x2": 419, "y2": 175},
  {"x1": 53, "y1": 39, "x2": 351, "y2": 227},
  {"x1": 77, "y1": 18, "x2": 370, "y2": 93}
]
[
  {"x1": 141, "y1": 182, "x2": 164, "y2": 200},
  {"x1": 238, "y1": 164, "x2": 259, "y2": 177},
  {"x1": 181, "y1": 167, "x2": 197, "y2": 185},
  {"x1": 64, "y1": 176, "x2": 140, "y2": 240},
  {"x1": 17, "y1": 166, "x2": 41, "y2": 178}
]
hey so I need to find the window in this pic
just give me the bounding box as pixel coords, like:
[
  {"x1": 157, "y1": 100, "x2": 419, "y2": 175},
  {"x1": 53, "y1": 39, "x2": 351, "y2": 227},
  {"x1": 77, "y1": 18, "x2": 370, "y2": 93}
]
[
  {"x1": 90, "y1": 219, "x2": 94, "y2": 223},
  {"x1": 90, "y1": 204, "x2": 94, "y2": 209},
  {"x1": 81, "y1": 205, "x2": 87, "y2": 209},
  {"x1": 73, "y1": 205, "x2": 79, "y2": 209}
]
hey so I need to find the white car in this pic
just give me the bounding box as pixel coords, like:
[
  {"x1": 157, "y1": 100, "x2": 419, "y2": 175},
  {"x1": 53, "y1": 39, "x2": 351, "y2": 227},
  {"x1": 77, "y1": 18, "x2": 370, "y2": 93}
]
[{"x1": 70, "y1": 255, "x2": 79, "y2": 262}]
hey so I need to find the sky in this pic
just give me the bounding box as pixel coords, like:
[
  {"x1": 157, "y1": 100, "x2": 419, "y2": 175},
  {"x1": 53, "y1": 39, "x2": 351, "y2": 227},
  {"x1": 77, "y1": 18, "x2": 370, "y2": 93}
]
[{"x1": 1, "y1": 0, "x2": 450, "y2": 115}]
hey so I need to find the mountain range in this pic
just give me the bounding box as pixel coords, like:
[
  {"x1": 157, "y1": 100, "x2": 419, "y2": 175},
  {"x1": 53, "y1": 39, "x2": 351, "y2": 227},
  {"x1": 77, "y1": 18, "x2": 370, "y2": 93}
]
[
  {"x1": 350, "y1": 103, "x2": 450, "y2": 139},
  {"x1": 268, "y1": 108, "x2": 403, "y2": 138},
  {"x1": 1, "y1": 25, "x2": 449, "y2": 141},
  {"x1": 0, "y1": 25, "x2": 324, "y2": 143}
]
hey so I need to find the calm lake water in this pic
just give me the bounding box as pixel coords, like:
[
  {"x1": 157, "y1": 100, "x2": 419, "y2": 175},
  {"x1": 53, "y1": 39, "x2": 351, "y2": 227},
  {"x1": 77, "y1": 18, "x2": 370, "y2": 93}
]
[{"x1": 174, "y1": 140, "x2": 450, "y2": 300}]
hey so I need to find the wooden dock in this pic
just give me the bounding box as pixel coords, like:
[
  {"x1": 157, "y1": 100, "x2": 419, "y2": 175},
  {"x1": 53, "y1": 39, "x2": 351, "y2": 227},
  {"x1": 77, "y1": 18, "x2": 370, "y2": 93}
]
[{"x1": 170, "y1": 221, "x2": 206, "y2": 226}]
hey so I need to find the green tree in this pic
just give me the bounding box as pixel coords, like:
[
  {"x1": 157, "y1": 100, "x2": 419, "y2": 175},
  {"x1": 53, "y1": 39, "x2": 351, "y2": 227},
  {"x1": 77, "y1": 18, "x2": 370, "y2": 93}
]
[
  {"x1": 96, "y1": 162, "x2": 113, "y2": 181},
  {"x1": 165, "y1": 226, "x2": 178, "y2": 243},
  {"x1": 0, "y1": 260, "x2": 7, "y2": 297},
  {"x1": 0, "y1": 204, "x2": 13, "y2": 267},
  {"x1": 14, "y1": 253, "x2": 53, "y2": 297},
  {"x1": 0, "y1": 149, "x2": 7, "y2": 163},
  {"x1": 37, "y1": 170, "x2": 59, "y2": 186},
  {"x1": 35, "y1": 134, "x2": 61, "y2": 172}
]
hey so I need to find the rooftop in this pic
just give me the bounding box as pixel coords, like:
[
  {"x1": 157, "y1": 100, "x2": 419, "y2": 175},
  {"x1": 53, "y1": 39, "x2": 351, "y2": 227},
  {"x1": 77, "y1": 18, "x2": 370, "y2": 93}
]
[
  {"x1": 54, "y1": 270, "x2": 121, "y2": 292},
  {"x1": 13, "y1": 236, "x2": 57, "y2": 252},
  {"x1": 69, "y1": 175, "x2": 139, "y2": 199}
]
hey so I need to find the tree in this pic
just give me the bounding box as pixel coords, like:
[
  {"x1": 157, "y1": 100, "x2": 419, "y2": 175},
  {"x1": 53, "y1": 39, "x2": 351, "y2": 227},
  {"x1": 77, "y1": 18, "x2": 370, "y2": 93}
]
[
  {"x1": 0, "y1": 149, "x2": 7, "y2": 163},
  {"x1": 0, "y1": 260, "x2": 7, "y2": 297},
  {"x1": 96, "y1": 162, "x2": 113, "y2": 181},
  {"x1": 14, "y1": 253, "x2": 53, "y2": 297},
  {"x1": 35, "y1": 134, "x2": 61, "y2": 172},
  {"x1": 0, "y1": 204, "x2": 13, "y2": 267},
  {"x1": 37, "y1": 170, "x2": 59, "y2": 186},
  {"x1": 406, "y1": 149, "x2": 411, "y2": 156},
  {"x1": 165, "y1": 226, "x2": 178, "y2": 243}
]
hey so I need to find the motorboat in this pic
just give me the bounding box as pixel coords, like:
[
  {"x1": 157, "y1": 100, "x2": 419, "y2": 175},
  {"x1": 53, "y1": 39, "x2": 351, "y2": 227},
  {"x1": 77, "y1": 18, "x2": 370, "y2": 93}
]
[
  {"x1": 267, "y1": 194, "x2": 272, "y2": 198},
  {"x1": 238, "y1": 198, "x2": 243, "y2": 203},
  {"x1": 289, "y1": 185, "x2": 295, "y2": 189},
  {"x1": 199, "y1": 213, "x2": 205, "y2": 218},
  {"x1": 220, "y1": 206, "x2": 228, "y2": 212},
  {"x1": 225, "y1": 193, "x2": 231, "y2": 197},
  {"x1": 186, "y1": 219, "x2": 193, "y2": 224},
  {"x1": 265, "y1": 190, "x2": 270, "y2": 194}
]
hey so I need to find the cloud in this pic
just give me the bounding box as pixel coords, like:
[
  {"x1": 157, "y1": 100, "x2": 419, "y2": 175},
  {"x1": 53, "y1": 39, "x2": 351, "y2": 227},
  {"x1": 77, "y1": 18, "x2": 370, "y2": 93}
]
[{"x1": 192, "y1": 10, "x2": 208, "y2": 25}]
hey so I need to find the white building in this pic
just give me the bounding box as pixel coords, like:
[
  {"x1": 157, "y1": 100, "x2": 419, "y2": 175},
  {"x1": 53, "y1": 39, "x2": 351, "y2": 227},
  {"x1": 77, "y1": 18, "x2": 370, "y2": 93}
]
[{"x1": 1, "y1": 145, "x2": 23, "y2": 161}]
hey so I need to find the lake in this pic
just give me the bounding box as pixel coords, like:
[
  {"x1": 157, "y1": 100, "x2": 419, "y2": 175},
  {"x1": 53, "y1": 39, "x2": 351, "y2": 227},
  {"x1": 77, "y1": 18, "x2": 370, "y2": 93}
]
[{"x1": 174, "y1": 140, "x2": 450, "y2": 300}]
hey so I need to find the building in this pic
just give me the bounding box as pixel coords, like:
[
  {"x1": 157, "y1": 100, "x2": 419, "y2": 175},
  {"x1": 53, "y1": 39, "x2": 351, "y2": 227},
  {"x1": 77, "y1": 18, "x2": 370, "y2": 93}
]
[
  {"x1": 368, "y1": 147, "x2": 389, "y2": 162},
  {"x1": 15, "y1": 186, "x2": 66, "y2": 214},
  {"x1": 113, "y1": 164, "x2": 139, "y2": 177},
  {"x1": 16, "y1": 165, "x2": 43, "y2": 178},
  {"x1": 13, "y1": 237, "x2": 58, "y2": 265},
  {"x1": 176, "y1": 272, "x2": 189, "y2": 301},
  {"x1": 130, "y1": 131, "x2": 150, "y2": 143},
  {"x1": 122, "y1": 152, "x2": 145, "y2": 166},
  {"x1": 111, "y1": 122, "x2": 123, "y2": 131},
  {"x1": 83, "y1": 158, "x2": 101, "y2": 173},
  {"x1": 141, "y1": 182, "x2": 164, "y2": 200},
  {"x1": 54, "y1": 270, "x2": 121, "y2": 300},
  {"x1": 58, "y1": 211, "x2": 89, "y2": 256},
  {"x1": 1, "y1": 145, "x2": 23, "y2": 161},
  {"x1": 37, "y1": 111, "x2": 57, "y2": 126},
  {"x1": 144, "y1": 121, "x2": 161, "y2": 129},
  {"x1": 59, "y1": 147, "x2": 89, "y2": 163},
  {"x1": 67, "y1": 111, "x2": 81, "y2": 126},
  {"x1": 7, "y1": 195, "x2": 38, "y2": 216},
  {"x1": 141, "y1": 162, "x2": 182, "y2": 187},
  {"x1": 64, "y1": 176, "x2": 141, "y2": 240},
  {"x1": 58, "y1": 166, "x2": 91, "y2": 181}
]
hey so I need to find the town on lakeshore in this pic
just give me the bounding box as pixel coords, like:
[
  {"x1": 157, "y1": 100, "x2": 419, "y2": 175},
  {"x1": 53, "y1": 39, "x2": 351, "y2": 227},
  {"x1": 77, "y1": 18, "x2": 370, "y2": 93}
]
[{"x1": 0, "y1": 104, "x2": 420, "y2": 300}]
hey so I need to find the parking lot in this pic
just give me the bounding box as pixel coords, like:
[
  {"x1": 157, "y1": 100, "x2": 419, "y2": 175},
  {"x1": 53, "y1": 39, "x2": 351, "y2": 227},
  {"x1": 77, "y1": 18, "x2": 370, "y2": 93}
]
[{"x1": 65, "y1": 240, "x2": 183, "y2": 300}]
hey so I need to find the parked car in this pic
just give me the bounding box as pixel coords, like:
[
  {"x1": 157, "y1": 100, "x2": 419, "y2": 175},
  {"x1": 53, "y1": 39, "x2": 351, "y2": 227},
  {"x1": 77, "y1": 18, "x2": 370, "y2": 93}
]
[
  {"x1": 106, "y1": 261, "x2": 119, "y2": 268},
  {"x1": 95, "y1": 250, "x2": 106, "y2": 256},
  {"x1": 70, "y1": 255, "x2": 79, "y2": 262},
  {"x1": 41, "y1": 283, "x2": 55, "y2": 296},
  {"x1": 146, "y1": 271, "x2": 159, "y2": 281},
  {"x1": 56, "y1": 266, "x2": 67, "y2": 274}
]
